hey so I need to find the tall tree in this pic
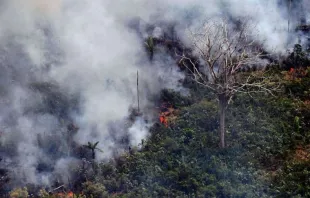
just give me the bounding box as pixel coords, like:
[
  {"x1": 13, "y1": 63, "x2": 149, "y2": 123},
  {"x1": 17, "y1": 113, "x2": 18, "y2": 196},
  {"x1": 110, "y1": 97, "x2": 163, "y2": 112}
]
[
  {"x1": 84, "y1": 141, "x2": 103, "y2": 160},
  {"x1": 178, "y1": 18, "x2": 279, "y2": 148}
]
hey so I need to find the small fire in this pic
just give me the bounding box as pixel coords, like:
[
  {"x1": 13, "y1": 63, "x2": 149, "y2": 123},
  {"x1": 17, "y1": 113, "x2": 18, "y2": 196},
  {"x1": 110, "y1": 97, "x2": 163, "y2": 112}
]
[
  {"x1": 56, "y1": 191, "x2": 74, "y2": 198},
  {"x1": 67, "y1": 191, "x2": 74, "y2": 197},
  {"x1": 285, "y1": 67, "x2": 309, "y2": 81},
  {"x1": 158, "y1": 102, "x2": 176, "y2": 127},
  {"x1": 159, "y1": 112, "x2": 168, "y2": 127}
]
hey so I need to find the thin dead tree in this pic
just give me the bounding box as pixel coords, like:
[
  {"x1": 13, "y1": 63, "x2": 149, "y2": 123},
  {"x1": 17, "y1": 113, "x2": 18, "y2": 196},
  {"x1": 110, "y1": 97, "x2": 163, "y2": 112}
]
[
  {"x1": 178, "y1": 18, "x2": 280, "y2": 148},
  {"x1": 288, "y1": 0, "x2": 292, "y2": 33},
  {"x1": 137, "y1": 70, "x2": 140, "y2": 113}
]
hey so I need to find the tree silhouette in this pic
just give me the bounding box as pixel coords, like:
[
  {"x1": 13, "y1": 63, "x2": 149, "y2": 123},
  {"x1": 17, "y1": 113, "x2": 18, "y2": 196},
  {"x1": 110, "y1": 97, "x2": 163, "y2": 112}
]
[
  {"x1": 145, "y1": 36, "x2": 155, "y2": 61},
  {"x1": 83, "y1": 141, "x2": 103, "y2": 160}
]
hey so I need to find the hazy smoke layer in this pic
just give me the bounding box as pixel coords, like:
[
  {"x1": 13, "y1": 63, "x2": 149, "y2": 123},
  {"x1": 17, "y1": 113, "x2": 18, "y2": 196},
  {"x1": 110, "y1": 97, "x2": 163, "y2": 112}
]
[{"x1": 0, "y1": 0, "x2": 306, "y2": 189}]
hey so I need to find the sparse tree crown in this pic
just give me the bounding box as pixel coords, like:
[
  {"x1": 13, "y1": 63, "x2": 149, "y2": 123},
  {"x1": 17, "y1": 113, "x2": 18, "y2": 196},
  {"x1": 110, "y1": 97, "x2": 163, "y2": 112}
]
[{"x1": 178, "y1": 17, "x2": 280, "y2": 148}]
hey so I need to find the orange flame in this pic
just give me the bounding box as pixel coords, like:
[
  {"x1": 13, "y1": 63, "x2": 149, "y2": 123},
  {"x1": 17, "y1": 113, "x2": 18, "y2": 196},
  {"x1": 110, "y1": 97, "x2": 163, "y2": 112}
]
[
  {"x1": 56, "y1": 191, "x2": 74, "y2": 198},
  {"x1": 158, "y1": 102, "x2": 176, "y2": 127},
  {"x1": 159, "y1": 113, "x2": 168, "y2": 127},
  {"x1": 67, "y1": 191, "x2": 74, "y2": 197},
  {"x1": 285, "y1": 67, "x2": 308, "y2": 81}
]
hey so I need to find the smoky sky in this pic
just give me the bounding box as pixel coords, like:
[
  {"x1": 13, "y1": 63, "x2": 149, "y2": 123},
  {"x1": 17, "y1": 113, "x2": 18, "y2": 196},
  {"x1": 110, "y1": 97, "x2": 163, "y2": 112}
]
[{"x1": 0, "y1": 0, "x2": 307, "y2": 189}]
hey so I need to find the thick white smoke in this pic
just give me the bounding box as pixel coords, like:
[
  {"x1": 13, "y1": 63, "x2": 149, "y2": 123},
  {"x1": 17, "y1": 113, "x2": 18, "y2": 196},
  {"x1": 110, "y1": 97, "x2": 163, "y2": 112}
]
[{"x1": 0, "y1": 0, "x2": 306, "y2": 189}]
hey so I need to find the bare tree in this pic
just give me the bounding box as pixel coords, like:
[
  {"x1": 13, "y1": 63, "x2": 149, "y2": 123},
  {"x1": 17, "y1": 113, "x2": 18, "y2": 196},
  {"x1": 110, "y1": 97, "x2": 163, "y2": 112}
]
[{"x1": 178, "y1": 18, "x2": 279, "y2": 148}]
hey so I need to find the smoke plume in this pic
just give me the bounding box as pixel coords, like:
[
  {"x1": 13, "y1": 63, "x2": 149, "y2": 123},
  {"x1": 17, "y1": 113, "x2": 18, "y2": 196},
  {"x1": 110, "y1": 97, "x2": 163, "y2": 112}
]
[{"x1": 0, "y1": 0, "x2": 307, "y2": 190}]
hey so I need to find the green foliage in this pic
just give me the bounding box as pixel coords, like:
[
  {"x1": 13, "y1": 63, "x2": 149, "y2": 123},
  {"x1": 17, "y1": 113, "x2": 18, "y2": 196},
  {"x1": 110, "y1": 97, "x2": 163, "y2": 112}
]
[
  {"x1": 160, "y1": 89, "x2": 193, "y2": 108},
  {"x1": 283, "y1": 44, "x2": 310, "y2": 70},
  {"x1": 9, "y1": 187, "x2": 29, "y2": 198},
  {"x1": 284, "y1": 67, "x2": 310, "y2": 100},
  {"x1": 274, "y1": 160, "x2": 310, "y2": 197},
  {"x1": 82, "y1": 181, "x2": 108, "y2": 198},
  {"x1": 86, "y1": 69, "x2": 310, "y2": 197},
  {"x1": 89, "y1": 98, "x2": 280, "y2": 197},
  {"x1": 38, "y1": 189, "x2": 49, "y2": 198},
  {"x1": 6, "y1": 51, "x2": 310, "y2": 198}
]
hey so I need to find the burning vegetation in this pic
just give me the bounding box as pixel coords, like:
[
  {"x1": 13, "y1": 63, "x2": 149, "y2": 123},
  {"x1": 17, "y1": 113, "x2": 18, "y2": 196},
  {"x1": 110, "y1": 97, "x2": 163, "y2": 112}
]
[
  {"x1": 2, "y1": 0, "x2": 310, "y2": 197},
  {"x1": 159, "y1": 102, "x2": 177, "y2": 127}
]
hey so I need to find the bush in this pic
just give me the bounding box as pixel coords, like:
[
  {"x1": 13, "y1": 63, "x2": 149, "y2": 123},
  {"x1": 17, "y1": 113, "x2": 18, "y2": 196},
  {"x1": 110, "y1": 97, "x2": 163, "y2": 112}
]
[
  {"x1": 9, "y1": 187, "x2": 29, "y2": 198},
  {"x1": 82, "y1": 181, "x2": 108, "y2": 198}
]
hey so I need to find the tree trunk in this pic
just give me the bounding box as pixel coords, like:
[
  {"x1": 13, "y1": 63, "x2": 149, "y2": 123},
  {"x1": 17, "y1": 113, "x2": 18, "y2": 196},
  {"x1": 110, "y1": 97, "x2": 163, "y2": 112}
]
[
  {"x1": 219, "y1": 94, "x2": 227, "y2": 148},
  {"x1": 92, "y1": 149, "x2": 95, "y2": 160}
]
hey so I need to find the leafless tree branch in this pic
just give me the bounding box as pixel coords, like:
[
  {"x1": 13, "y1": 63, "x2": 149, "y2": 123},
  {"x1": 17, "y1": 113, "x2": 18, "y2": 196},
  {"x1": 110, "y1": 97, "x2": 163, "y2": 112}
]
[{"x1": 176, "y1": 17, "x2": 280, "y2": 148}]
